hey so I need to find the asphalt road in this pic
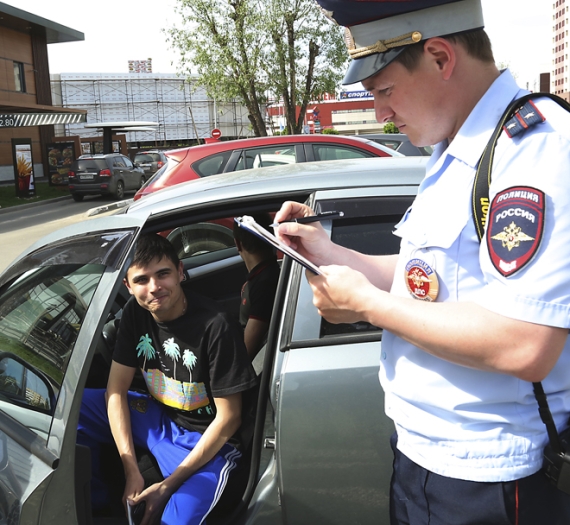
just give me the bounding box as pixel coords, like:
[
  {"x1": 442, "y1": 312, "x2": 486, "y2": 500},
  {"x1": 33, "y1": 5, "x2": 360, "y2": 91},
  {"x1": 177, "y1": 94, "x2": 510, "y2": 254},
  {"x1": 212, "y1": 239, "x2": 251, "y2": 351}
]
[{"x1": 0, "y1": 195, "x2": 127, "y2": 274}]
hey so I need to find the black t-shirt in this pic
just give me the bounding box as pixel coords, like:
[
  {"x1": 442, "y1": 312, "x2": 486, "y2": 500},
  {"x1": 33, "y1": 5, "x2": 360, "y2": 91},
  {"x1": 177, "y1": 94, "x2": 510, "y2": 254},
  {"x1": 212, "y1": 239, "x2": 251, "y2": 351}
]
[
  {"x1": 239, "y1": 258, "x2": 280, "y2": 328},
  {"x1": 113, "y1": 287, "x2": 257, "y2": 437}
]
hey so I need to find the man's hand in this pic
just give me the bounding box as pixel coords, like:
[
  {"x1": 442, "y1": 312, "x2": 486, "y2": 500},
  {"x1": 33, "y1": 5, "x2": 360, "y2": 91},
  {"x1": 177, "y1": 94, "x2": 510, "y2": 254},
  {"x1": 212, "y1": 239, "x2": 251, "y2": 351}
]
[
  {"x1": 122, "y1": 470, "x2": 145, "y2": 516},
  {"x1": 307, "y1": 265, "x2": 379, "y2": 324},
  {"x1": 128, "y1": 481, "x2": 172, "y2": 525}
]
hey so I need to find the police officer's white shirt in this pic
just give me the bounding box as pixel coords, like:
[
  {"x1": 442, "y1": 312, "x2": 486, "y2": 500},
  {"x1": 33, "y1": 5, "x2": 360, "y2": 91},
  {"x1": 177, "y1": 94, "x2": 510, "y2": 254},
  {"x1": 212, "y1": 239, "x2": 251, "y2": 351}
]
[{"x1": 381, "y1": 70, "x2": 570, "y2": 482}]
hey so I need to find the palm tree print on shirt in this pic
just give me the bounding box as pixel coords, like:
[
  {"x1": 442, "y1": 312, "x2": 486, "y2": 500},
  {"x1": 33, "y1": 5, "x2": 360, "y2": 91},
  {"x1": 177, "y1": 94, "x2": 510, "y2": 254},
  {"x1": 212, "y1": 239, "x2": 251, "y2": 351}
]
[
  {"x1": 163, "y1": 338, "x2": 181, "y2": 376},
  {"x1": 136, "y1": 334, "x2": 156, "y2": 369},
  {"x1": 183, "y1": 349, "x2": 197, "y2": 382}
]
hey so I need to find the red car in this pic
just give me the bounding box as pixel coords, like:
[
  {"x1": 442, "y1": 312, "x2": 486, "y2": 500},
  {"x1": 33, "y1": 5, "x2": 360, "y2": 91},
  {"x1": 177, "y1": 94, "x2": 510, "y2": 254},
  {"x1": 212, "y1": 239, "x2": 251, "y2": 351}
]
[{"x1": 133, "y1": 134, "x2": 401, "y2": 200}]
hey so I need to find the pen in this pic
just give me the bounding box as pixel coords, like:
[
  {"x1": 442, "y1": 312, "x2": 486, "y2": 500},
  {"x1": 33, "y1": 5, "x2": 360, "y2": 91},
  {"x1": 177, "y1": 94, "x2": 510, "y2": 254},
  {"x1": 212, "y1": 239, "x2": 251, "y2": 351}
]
[{"x1": 270, "y1": 211, "x2": 344, "y2": 227}]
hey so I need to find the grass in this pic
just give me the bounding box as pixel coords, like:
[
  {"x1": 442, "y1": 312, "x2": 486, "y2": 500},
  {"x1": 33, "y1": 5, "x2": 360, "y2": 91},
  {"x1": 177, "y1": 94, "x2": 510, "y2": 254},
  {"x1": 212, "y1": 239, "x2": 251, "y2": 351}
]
[{"x1": 0, "y1": 181, "x2": 69, "y2": 209}]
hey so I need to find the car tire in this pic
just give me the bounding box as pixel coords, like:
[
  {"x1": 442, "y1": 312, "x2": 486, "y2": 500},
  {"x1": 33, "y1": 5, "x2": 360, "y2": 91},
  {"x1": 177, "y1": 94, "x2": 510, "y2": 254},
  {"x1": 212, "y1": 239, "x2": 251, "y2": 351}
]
[
  {"x1": 72, "y1": 194, "x2": 84, "y2": 202},
  {"x1": 114, "y1": 181, "x2": 125, "y2": 200}
]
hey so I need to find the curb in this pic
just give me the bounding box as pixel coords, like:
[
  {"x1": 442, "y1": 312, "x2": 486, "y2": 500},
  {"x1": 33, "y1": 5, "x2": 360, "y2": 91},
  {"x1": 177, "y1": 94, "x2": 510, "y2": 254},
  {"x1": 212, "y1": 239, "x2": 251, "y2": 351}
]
[{"x1": 0, "y1": 195, "x2": 72, "y2": 216}]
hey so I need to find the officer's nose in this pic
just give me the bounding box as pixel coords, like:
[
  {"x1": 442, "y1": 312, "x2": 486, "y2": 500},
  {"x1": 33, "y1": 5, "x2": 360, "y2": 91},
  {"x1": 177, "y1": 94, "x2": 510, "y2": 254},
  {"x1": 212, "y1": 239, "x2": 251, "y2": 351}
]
[{"x1": 374, "y1": 97, "x2": 394, "y2": 124}]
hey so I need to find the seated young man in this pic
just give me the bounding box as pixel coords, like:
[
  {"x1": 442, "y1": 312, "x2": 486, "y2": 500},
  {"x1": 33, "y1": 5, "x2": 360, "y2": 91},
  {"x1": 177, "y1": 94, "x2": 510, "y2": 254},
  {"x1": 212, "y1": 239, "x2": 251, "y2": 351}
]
[
  {"x1": 77, "y1": 233, "x2": 258, "y2": 525},
  {"x1": 233, "y1": 212, "x2": 280, "y2": 360}
]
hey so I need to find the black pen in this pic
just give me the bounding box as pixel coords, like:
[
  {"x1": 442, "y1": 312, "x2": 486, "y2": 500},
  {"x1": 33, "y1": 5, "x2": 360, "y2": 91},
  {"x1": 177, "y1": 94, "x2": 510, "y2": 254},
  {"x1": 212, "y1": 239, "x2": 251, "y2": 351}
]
[{"x1": 270, "y1": 211, "x2": 344, "y2": 227}]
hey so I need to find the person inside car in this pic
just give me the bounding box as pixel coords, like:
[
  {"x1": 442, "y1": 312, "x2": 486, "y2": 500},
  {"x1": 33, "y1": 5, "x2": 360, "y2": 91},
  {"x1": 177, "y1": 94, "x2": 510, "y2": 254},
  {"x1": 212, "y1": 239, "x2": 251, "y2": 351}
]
[
  {"x1": 275, "y1": 0, "x2": 570, "y2": 523},
  {"x1": 233, "y1": 212, "x2": 280, "y2": 361},
  {"x1": 77, "y1": 233, "x2": 257, "y2": 525}
]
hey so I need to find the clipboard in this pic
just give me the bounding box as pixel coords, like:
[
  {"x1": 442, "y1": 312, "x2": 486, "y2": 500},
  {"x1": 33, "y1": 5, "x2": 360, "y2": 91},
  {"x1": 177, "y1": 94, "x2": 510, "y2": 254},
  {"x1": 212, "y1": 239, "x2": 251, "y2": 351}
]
[{"x1": 234, "y1": 215, "x2": 321, "y2": 275}]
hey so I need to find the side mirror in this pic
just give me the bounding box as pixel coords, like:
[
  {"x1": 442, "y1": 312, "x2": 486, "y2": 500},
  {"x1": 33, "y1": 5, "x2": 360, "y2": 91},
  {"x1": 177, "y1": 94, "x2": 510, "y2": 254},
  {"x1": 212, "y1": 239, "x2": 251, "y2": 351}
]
[{"x1": 0, "y1": 353, "x2": 55, "y2": 413}]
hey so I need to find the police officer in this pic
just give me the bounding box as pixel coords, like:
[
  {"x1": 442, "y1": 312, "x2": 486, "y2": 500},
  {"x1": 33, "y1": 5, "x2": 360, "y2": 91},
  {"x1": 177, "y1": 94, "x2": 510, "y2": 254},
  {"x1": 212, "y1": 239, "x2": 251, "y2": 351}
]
[{"x1": 275, "y1": 0, "x2": 570, "y2": 523}]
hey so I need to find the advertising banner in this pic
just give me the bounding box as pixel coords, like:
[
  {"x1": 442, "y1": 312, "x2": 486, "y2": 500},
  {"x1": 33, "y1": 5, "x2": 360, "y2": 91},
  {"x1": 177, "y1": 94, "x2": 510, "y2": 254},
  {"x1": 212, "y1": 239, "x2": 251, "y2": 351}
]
[
  {"x1": 47, "y1": 142, "x2": 76, "y2": 186},
  {"x1": 12, "y1": 139, "x2": 36, "y2": 198}
]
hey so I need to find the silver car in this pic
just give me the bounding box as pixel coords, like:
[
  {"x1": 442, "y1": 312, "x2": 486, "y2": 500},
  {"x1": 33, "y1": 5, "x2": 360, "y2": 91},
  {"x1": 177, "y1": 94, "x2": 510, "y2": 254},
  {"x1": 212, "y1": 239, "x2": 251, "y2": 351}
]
[{"x1": 0, "y1": 156, "x2": 426, "y2": 525}]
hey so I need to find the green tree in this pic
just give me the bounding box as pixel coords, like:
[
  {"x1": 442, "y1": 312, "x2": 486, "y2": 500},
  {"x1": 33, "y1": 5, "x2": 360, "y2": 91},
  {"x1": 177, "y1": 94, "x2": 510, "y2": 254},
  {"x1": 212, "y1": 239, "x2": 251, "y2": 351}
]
[
  {"x1": 321, "y1": 127, "x2": 339, "y2": 134},
  {"x1": 383, "y1": 122, "x2": 400, "y2": 134},
  {"x1": 167, "y1": 0, "x2": 348, "y2": 136}
]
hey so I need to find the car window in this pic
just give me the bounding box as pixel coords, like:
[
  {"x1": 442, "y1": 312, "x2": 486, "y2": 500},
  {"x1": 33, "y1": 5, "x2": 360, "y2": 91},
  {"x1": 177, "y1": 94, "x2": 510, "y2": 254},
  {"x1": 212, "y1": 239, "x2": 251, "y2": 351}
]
[
  {"x1": 318, "y1": 202, "x2": 412, "y2": 338},
  {"x1": 0, "y1": 264, "x2": 106, "y2": 436},
  {"x1": 312, "y1": 144, "x2": 374, "y2": 161},
  {"x1": 192, "y1": 151, "x2": 233, "y2": 177},
  {"x1": 135, "y1": 154, "x2": 153, "y2": 163},
  {"x1": 235, "y1": 145, "x2": 297, "y2": 171},
  {"x1": 122, "y1": 157, "x2": 134, "y2": 169},
  {"x1": 113, "y1": 157, "x2": 126, "y2": 168},
  {"x1": 76, "y1": 159, "x2": 106, "y2": 171}
]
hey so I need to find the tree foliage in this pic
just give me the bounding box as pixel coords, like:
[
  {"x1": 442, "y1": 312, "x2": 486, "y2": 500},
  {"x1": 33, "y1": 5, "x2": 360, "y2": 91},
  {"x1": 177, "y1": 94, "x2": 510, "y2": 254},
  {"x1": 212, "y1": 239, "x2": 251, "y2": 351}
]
[
  {"x1": 167, "y1": 0, "x2": 348, "y2": 136},
  {"x1": 383, "y1": 122, "x2": 400, "y2": 134}
]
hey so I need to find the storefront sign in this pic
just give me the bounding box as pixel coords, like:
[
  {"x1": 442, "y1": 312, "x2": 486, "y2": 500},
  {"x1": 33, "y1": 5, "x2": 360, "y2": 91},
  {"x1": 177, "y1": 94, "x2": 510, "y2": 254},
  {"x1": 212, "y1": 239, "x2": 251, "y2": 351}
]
[
  {"x1": 12, "y1": 139, "x2": 36, "y2": 199},
  {"x1": 47, "y1": 143, "x2": 76, "y2": 186}
]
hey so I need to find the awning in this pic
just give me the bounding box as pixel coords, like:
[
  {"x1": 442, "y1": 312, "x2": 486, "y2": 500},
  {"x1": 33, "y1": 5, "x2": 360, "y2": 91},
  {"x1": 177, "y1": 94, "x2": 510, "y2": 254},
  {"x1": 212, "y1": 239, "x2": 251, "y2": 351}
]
[{"x1": 0, "y1": 112, "x2": 86, "y2": 128}]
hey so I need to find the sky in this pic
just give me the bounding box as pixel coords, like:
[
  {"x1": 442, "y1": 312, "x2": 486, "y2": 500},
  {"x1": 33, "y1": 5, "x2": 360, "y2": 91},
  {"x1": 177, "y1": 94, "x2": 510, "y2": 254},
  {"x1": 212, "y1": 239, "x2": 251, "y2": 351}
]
[{"x1": 11, "y1": 0, "x2": 552, "y2": 92}]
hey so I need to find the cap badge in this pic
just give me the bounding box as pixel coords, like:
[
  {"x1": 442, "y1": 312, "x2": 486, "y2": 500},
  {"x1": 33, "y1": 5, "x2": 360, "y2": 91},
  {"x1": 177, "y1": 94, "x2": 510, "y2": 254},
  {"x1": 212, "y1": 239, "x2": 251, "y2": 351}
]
[
  {"x1": 349, "y1": 31, "x2": 422, "y2": 59},
  {"x1": 405, "y1": 257, "x2": 439, "y2": 302},
  {"x1": 344, "y1": 27, "x2": 356, "y2": 51}
]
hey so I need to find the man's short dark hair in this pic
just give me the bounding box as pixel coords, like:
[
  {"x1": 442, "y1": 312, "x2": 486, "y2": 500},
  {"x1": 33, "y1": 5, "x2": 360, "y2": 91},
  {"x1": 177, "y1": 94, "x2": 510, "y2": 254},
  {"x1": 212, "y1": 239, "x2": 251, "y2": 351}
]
[
  {"x1": 233, "y1": 213, "x2": 275, "y2": 255},
  {"x1": 393, "y1": 29, "x2": 494, "y2": 71},
  {"x1": 131, "y1": 233, "x2": 180, "y2": 270}
]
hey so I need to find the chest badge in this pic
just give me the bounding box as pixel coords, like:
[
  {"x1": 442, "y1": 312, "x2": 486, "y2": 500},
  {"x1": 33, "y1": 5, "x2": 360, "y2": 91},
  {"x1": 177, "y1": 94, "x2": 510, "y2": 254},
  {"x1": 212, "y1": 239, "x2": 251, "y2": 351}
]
[
  {"x1": 487, "y1": 186, "x2": 544, "y2": 277},
  {"x1": 405, "y1": 258, "x2": 439, "y2": 302}
]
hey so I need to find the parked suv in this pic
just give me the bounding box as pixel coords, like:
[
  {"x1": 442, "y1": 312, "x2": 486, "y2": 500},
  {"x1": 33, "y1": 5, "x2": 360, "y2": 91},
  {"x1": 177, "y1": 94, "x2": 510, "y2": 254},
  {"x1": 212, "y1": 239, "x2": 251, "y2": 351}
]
[
  {"x1": 0, "y1": 156, "x2": 428, "y2": 525},
  {"x1": 68, "y1": 153, "x2": 145, "y2": 201},
  {"x1": 133, "y1": 150, "x2": 168, "y2": 177}
]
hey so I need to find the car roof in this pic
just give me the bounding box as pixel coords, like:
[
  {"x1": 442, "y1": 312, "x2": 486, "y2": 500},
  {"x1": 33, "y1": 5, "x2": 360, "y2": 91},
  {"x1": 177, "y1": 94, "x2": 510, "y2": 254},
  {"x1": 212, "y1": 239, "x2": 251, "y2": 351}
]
[
  {"x1": 127, "y1": 156, "x2": 426, "y2": 219},
  {"x1": 10, "y1": 157, "x2": 426, "y2": 265}
]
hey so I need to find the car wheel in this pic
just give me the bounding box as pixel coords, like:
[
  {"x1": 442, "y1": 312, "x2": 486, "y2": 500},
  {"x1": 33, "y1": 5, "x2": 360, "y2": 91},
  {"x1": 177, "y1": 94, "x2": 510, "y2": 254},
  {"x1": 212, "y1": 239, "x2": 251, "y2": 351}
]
[
  {"x1": 72, "y1": 194, "x2": 84, "y2": 202},
  {"x1": 114, "y1": 181, "x2": 125, "y2": 200}
]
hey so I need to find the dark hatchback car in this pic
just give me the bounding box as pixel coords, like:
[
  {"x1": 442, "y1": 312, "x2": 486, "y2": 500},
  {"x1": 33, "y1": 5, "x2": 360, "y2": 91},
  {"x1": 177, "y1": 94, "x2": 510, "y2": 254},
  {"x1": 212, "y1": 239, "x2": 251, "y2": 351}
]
[
  {"x1": 360, "y1": 133, "x2": 433, "y2": 156},
  {"x1": 68, "y1": 153, "x2": 146, "y2": 202}
]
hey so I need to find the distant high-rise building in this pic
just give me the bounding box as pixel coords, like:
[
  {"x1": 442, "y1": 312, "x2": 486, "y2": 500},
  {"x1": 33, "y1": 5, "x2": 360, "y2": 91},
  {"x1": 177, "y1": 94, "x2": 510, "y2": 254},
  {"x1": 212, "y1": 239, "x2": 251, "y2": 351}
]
[{"x1": 552, "y1": 0, "x2": 570, "y2": 101}]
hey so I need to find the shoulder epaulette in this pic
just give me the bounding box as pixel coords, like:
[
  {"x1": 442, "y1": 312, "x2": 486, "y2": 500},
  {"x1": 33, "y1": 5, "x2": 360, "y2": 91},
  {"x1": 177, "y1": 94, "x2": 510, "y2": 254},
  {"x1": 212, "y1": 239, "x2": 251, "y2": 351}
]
[{"x1": 502, "y1": 100, "x2": 545, "y2": 138}]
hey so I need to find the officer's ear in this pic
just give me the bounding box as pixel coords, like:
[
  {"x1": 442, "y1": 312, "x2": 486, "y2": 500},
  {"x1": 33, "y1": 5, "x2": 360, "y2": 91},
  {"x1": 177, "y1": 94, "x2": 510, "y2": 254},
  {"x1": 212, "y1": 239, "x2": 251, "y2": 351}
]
[{"x1": 422, "y1": 37, "x2": 456, "y2": 81}]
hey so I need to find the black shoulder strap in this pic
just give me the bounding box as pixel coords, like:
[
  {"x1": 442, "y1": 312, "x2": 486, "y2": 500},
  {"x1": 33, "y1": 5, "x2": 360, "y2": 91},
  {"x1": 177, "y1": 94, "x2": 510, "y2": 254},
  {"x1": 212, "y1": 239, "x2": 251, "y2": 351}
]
[
  {"x1": 470, "y1": 92, "x2": 570, "y2": 455},
  {"x1": 472, "y1": 92, "x2": 570, "y2": 242}
]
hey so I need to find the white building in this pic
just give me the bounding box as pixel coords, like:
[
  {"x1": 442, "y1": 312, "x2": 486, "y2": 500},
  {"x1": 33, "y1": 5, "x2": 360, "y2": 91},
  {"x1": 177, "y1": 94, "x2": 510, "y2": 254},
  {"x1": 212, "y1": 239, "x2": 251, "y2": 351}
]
[
  {"x1": 553, "y1": 0, "x2": 570, "y2": 101},
  {"x1": 50, "y1": 73, "x2": 253, "y2": 147}
]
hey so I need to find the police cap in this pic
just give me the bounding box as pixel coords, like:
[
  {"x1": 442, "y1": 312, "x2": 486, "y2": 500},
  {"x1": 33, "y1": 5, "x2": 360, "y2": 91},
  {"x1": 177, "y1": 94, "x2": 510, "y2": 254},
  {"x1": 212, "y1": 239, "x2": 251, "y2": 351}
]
[{"x1": 317, "y1": 0, "x2": 484, "y2": 85}]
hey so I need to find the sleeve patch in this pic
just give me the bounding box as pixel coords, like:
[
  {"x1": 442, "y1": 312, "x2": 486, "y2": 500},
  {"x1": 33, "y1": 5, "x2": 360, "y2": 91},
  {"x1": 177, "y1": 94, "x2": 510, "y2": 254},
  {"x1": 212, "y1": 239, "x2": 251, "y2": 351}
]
[{"x1": 486, "y1": 186, "x2": 545, "y2": 277}]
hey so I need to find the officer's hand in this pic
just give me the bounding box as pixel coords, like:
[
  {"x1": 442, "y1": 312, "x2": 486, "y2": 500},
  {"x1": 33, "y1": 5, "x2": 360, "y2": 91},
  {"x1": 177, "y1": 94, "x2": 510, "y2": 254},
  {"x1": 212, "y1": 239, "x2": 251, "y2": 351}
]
[
  {"x1": 274, "y1": 201, "x2": 332, "y2": 266},
  {"x1": 123, "y1": 471, "x2": 144, "y2": 515},
  {"x1": 307, "y1": 265, "x2": 377, "y2": 325}
]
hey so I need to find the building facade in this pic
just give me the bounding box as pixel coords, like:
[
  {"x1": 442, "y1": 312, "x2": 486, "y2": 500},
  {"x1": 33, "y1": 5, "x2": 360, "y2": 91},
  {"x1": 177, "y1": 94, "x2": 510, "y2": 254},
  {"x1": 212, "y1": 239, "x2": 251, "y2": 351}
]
[
  {"x1": 553, "y1": 0, "x2": 570, "y2": 101},
  {"x1": 0, "y1": 2, "x2": 85, "y2": 183}
]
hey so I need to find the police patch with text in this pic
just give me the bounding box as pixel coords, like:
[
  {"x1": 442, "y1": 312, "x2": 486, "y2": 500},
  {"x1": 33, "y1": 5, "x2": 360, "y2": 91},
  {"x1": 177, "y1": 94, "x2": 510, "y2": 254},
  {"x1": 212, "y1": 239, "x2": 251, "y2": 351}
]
[{"x1": 486, "y1": 186, "x2": 544, "y2": 277}]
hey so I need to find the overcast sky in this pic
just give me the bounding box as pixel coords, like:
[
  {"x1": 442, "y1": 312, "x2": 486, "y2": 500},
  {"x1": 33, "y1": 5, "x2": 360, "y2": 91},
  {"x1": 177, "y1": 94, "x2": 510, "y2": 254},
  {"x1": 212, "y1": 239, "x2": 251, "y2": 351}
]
[{"x1": 11, "y1": 0, "x2": 552, "y2": 91}]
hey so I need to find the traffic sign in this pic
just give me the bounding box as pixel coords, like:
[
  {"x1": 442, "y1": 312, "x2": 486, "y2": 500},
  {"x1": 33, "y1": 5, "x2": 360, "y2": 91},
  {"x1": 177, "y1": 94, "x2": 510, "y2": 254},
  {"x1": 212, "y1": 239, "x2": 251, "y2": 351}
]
[{"x1": 211, "y1": 128, "x2": 222, "y2": 139}]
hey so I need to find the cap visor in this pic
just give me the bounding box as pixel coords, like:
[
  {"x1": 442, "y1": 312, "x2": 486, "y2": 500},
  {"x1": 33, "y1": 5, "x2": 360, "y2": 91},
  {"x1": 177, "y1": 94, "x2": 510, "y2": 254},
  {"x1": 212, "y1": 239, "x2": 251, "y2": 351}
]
[{"x1": 342, "y1": 47, "x2": 404, "y2": 85}]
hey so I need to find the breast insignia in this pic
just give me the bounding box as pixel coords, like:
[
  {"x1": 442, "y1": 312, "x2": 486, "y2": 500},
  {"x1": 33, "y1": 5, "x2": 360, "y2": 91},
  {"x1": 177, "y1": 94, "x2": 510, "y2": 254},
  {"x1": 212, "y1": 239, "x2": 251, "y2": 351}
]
[{"x1": 405, "y1": 258, "x2": 439, "y2": 301}]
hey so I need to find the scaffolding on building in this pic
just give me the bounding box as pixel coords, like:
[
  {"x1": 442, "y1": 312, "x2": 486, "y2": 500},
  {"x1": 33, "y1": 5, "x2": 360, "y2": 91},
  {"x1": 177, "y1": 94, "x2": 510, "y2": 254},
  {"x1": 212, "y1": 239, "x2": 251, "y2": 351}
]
[{"x1": 50, "y1": 74, "x2": 255, "y2": 147}]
